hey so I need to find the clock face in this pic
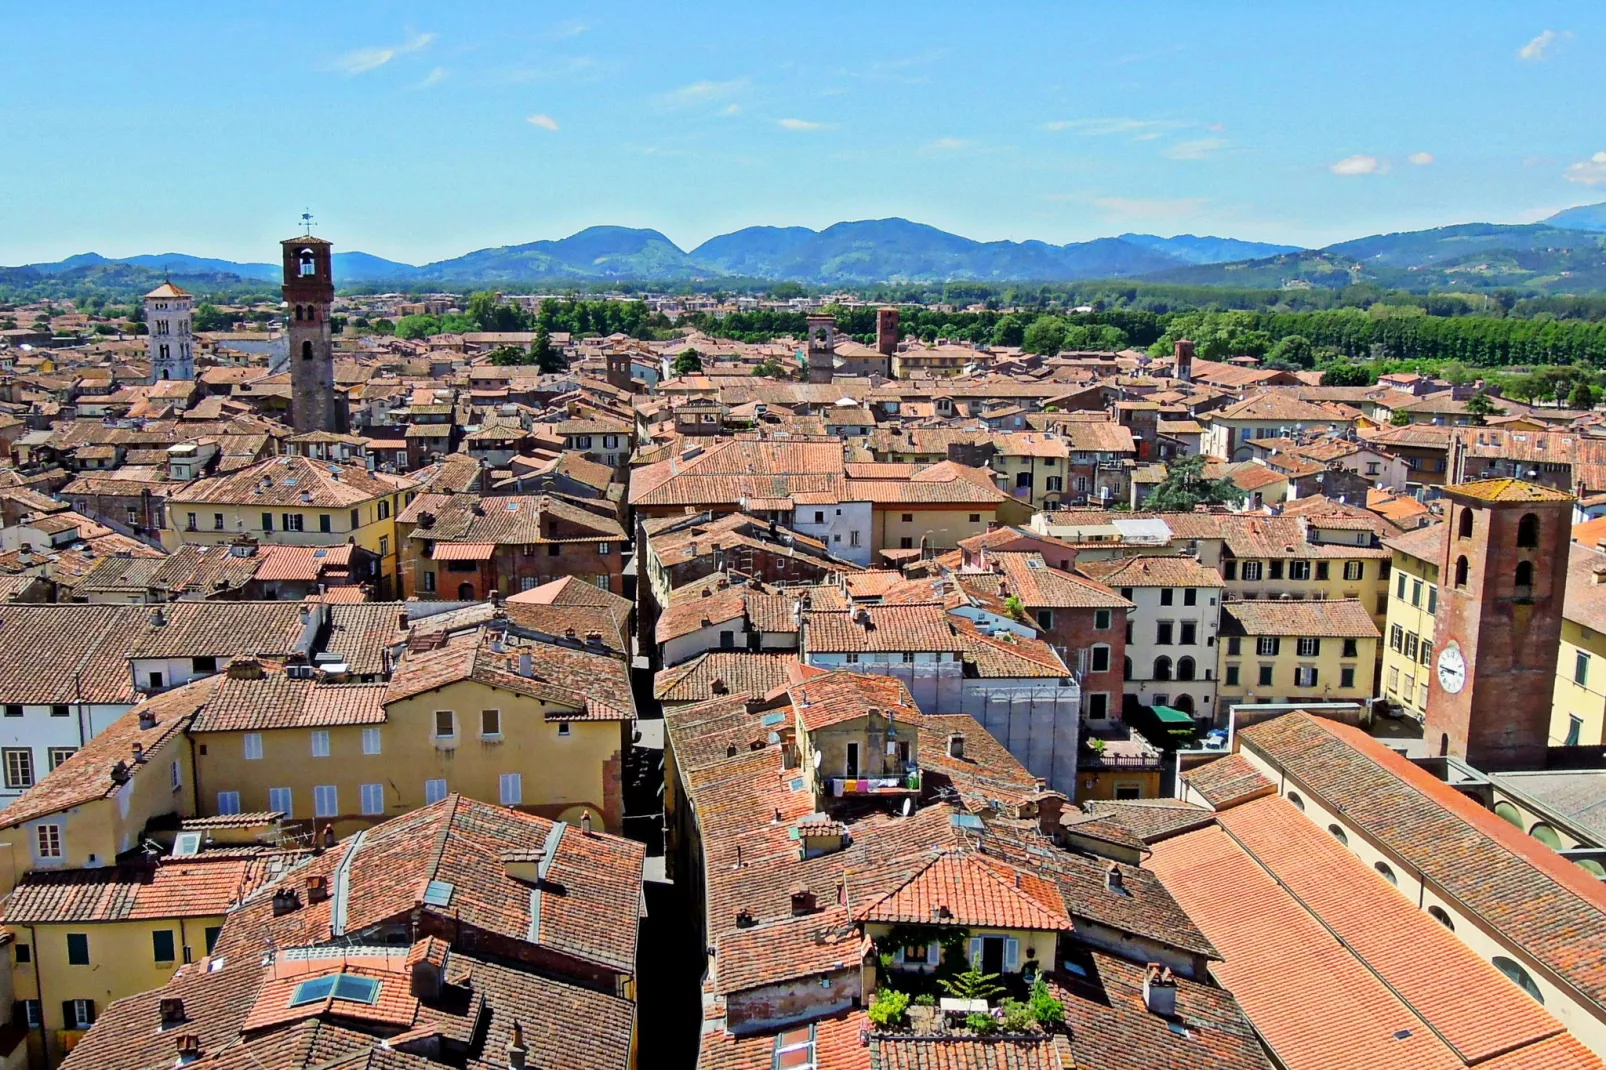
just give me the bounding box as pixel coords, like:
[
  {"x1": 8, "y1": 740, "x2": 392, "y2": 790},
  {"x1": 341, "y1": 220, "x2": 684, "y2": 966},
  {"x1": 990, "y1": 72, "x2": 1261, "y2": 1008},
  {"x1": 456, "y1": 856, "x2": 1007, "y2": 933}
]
[{"x1": 1436, "y1": 640, "x2": 1467, "y2": 695}]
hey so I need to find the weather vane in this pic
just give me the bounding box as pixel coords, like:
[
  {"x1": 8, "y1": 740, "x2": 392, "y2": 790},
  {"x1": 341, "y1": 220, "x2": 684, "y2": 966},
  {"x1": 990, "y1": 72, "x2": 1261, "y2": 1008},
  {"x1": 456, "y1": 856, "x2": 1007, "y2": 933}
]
[{"x1": 300, "y1": 210, "x2": 315, "y2": 237}]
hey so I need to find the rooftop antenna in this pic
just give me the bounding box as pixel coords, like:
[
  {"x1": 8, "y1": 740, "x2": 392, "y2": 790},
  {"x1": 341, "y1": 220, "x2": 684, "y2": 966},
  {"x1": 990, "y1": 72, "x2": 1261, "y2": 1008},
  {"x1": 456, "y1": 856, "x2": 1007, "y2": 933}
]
[{"x1": 300, "y1": 210, "x2": 315, "y2": 237}]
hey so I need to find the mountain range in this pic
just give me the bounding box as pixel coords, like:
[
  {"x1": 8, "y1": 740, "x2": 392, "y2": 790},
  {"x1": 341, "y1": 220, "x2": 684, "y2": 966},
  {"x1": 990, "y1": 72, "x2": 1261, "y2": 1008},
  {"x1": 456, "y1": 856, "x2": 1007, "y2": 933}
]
[{"x1": 8, "y1": 205, "x2": 1606, "y2": 292}]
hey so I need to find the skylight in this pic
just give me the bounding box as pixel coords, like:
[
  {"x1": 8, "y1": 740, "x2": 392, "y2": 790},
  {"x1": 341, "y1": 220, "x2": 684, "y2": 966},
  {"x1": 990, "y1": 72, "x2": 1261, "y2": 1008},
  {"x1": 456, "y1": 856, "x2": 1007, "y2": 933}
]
[
  {"x1": 288, "y1": 974, "x2": 381, "y2": 1008},
  {"x1": 423, "y1": 880, "x2": 455, "y2": 907},
  {"x1": 172, "y1": 832, "x2": 202, "y2": 857}
]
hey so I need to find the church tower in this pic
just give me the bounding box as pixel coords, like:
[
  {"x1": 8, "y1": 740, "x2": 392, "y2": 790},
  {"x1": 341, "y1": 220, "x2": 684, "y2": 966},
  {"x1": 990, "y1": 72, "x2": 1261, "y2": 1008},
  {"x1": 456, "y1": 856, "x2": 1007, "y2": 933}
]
[
  {"x1": 282, "y1": 235, "x2": 347, "y2": 434},
  {"x1": 144, "y1": 282, "x2": 195, "y2": 381},
  {"x1": 805, "y1": 314, "x2": 836, "y2": 385},
  {"x1": 1425, "y1": 478, "x2": 1574, "y2": 770}
]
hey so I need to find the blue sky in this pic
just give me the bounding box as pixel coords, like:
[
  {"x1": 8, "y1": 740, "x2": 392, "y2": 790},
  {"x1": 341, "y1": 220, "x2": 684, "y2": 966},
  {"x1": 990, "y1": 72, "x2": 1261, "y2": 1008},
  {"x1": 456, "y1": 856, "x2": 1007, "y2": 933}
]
[{"x1": 4, "y1": 1, "x2": 1606, "y2": 265}]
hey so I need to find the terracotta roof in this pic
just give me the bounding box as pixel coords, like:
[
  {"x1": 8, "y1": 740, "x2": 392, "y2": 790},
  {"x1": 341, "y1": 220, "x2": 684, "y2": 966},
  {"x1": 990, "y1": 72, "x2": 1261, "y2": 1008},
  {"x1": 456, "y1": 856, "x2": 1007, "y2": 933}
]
[
  {"x1": 1181, "y1": 753, "x2": 1277, "y2": 809},
  {"x1": 1150, "y1": 794, "x2": 1602, "y2": 1070},
  {"x1": 1079, "y1": 798, "x2": 1216, "y2": 843},
  {"x1": 1242, "y1": 713, "x2": 1606, "y2": 1011},
  {"x1": 654, "y1": 651, "x2": 802, "y2": 704},
  {"x1": 385, "y1": 630, "x2": 634, "y2": 721},
  {"x1": 401, "y1": 492, "x2": 625, "y2": 544},
  {"x1": 1219, "y1": 598, "x2": 1380, "y2": 638},
  {"x1": 805, "y1": 604, "x2": 964, "y2": 653},
  {"x1": 1384, "y1": 522, "x2": 1445, "y2": 564},
  {"x1": 0, "y1": 603, "x2": 150, "y2": 703},
  {"x1": 853, "y1": 848, "x2": 1072, "y2": 930},
  {"x1": 168, "y1": 454, "x2": 416, "y2": 507},
  {"x1": 128, "y1": 600, "x2": 313, "y2": 658},
  {"x1": 1443, "y1": 478, "x2": 1574, "y2": 504},
  {"x1": 1077, "y1": 554, "x2": 1226, "y2": 589},
  {"x1": 1, "y1": 856, "x2": 283, "y2": 924},
  {"x1": 0, "y1": 678, "x2": 218, "y2": 828},
  {"x1": 191, "y1": 673, "x2": 387, "y2": 732},
  {"x1": 987, "y1": 552, "x2": 1134, "y2": 609},
  {"x1": 790, "y1": 670, "x2": 923, "y2": 733}
]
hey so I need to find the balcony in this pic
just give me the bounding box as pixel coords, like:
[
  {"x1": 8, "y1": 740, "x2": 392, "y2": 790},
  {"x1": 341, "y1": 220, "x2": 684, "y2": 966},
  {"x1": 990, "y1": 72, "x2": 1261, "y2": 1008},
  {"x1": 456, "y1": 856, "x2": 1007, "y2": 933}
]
[{"x1": 826, "y1": 768, "x2": 921, "y2": 797}]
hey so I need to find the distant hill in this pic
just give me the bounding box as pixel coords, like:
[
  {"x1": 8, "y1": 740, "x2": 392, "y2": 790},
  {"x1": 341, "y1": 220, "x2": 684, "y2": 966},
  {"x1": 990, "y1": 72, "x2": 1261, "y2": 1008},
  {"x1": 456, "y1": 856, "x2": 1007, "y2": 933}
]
[
  {"x1": 1116, "y1": 233, "x2": 1301, "y2": 265},
  {"x1": 17, "y1": 209, "x2": 1606, "y2": 293},
  {"x1": 1545, "y1": 202, "x2": 1606, "y2": 233}
]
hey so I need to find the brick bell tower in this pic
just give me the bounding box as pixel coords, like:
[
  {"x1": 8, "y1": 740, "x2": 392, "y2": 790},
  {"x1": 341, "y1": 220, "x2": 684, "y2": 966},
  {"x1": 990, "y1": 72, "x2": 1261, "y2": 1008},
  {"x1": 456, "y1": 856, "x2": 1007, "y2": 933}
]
[
  {"x1": 282, "y1": 234, "x2": 347, "y2": 434},
  {"x1": 1425, "y1": 478, "x2": 1574, "y2": 771}
]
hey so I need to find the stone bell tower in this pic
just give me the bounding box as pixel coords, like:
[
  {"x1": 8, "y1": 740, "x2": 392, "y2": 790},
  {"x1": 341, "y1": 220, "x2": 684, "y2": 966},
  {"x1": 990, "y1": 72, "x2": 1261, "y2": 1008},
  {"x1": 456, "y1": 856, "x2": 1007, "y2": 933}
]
[
  {"x1": 282, "y1": 234, "x2": 346, "y2": 434},
  {"x1": 805, "y1": 314, "x2": 836, "y2": 385}
]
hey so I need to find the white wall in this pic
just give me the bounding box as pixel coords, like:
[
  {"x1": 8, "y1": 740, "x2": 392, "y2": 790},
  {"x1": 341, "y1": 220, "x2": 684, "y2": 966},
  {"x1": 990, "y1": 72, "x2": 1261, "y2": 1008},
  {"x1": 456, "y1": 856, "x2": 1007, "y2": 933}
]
[
  {"x1": 789, "y1": 501, "x2": 872, "y2": 567},
  {"x1": 1120, "y1": 585, "x2": 1221, "y2": 719}
]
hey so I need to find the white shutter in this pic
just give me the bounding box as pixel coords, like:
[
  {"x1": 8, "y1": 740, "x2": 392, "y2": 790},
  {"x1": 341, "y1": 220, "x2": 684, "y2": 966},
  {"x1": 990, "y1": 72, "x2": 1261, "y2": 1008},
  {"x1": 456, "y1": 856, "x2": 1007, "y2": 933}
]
[
  {"x1": 927, "y1": 941, "x2": 941, "y2": 968},
  {"x1": 968, "y1": 937, "x2": 983, "y2": 966},
  {"x1": 1005, "y1": 938, "x2": 1020, "y2": 971}
]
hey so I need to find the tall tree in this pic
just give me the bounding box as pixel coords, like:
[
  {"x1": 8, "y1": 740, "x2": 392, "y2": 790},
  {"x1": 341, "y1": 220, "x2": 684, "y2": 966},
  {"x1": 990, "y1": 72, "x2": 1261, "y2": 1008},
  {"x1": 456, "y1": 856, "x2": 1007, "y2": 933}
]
[{"x1": 1143, "y1": 455, "x2": 1246, "y2": 512}]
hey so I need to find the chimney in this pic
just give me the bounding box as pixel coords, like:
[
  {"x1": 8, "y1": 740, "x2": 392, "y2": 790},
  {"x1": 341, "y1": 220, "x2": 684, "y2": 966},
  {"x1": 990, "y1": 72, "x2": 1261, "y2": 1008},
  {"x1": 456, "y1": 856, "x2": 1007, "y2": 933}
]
[
  {"x1": 398, "y1": 609, "x2": 410, "y2": 630},
  {"x1": 581, "y1": 811, "x2": 593, "y2": 836},
  {"x1": 306, "y1": 874, "x2": 329, "y2": 903},
  {"x1": 138, "y1": 708, "x2": 157, "y2": 730},
  {"x1": 1143, "y1": 964, "x2": 1177, "y2": 1017},
  {"x1": 322, "y1": 825, "x2": 336, "y2": 850},
  {"x1": 159, "y1": 998, "x2": 186, "y2": 1028},
  {"x1": 150, "y1": 606, "x2": 166, "y2": 627},
  {"x1": 507, "y1": 1020, "x2": 528, "y2": 1069},
  {"x1": 1106, "y1": 865, "x2": 1124, "y2": 893},
  {"x1": 174, "y1": 1034, "x2": 202, "y2": 1065},
  {"x1": 272, "y1": 887, "x2": 302, "y2": 916},
  {"x1": 790, "y1": 888, "x2": 817, "y2": 916},
  {"x1": 735, "y1": 908, "x2": 756, "y2": 928},
  {"x1": 947, "y1": 733, "x2": 965, "y2": 759},
  {"x1": 518, "y1": 651, "x2": 533, "y2": 677}
]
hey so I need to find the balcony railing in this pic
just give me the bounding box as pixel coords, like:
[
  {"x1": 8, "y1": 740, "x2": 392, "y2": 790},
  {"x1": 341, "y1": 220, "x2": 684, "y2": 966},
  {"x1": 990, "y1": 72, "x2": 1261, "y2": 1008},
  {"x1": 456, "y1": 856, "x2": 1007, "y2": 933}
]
[{"x1": 826, "y1": 769, "x2": 921, "y2": 796}]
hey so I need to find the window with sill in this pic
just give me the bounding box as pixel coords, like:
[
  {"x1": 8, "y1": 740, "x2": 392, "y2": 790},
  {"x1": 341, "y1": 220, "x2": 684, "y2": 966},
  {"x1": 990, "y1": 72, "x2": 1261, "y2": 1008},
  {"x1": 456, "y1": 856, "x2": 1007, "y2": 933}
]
[
  {"x1": 434, "y1": 711, "x2": 454, "y2": 738},
  {"x1": 482, "y1": 709, "x2": 501, "y2": 737},
  {"x1": 1090, "y1": 645, "x2": 1110, "y2": 673}
]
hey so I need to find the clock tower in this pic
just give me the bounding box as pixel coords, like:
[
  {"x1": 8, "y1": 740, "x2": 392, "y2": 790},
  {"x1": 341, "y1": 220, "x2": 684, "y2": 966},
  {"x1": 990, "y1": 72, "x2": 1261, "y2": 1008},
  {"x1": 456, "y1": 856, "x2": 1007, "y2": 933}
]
[{"x1": 1425, "y1": 478, "x2": 1573, "y2": 771}]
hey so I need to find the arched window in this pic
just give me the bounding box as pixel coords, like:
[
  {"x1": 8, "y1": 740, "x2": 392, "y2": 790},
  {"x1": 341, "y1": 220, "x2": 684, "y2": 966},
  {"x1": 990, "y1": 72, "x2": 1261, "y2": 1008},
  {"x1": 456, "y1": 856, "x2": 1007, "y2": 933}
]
[
  {"x1": 1427, "y1": 905, "x2": 1455, "y2": 930},
  {"x1": 1177, "y1": 656, "x2": 1196, "y2": 681},
  {"x1": 1529, "y1": 822, "x2": 1562, "y2": 848},
  {"x1": 1576, "y1": 858, "x2": 1606, "y2": 877},
  {"x1": 1458, "y1": 508, "x2": 1474, "y2": 539},
  {"x1": 1493, "y1": 801, "x2": 1524, "y2": 827},
  {"x1": 1287, "y1": 791, "x2": 1305, "y2": 812},
  {"x1": 1439, "y1": 733, "x2": 1449, "y2": 757},
  {"x1": 302, "y1": 340, "x2": 314, "y2": 361},
  {"x1": 457, "y1": 582, "x2": 475, "y2": 600},
  {"x1": 1454, "y1": 555, "x2": 1469, "y2": 588},
  {"x1": 1374, "y1": 861, "x2": 1398, "y2": 886},
  {"x1": 1493, "y1": 957, "x2": 1544, "y2": 1003},
  {"x1": 305, "y1": 305, "x2": 315, "y2": 322},
  {"x1": 294, "y1": 305, "x2": 303, "y2": 321},
  {"x1": 1173, "y1": 694, "x2": 1195, "y2": 714},
  {"x1": 299, "y1": 250, "x2": 317, "y2": 277},
  {"x1": 1122, "y1": 657, "x2": 1132, "y2": 681},
  {"x1": 1327, "y1": 823, "x2": 1348, "y2": 844},
  {"x1": 1515, "y1": 561, "x2": 1534, "y2": 590},
  {"x1": 1153, "y1": 656, "x2": 1172, "y2": 682},
  {"x1": 1517, "y1": 513, "x2": 1539, "y2": 549}
]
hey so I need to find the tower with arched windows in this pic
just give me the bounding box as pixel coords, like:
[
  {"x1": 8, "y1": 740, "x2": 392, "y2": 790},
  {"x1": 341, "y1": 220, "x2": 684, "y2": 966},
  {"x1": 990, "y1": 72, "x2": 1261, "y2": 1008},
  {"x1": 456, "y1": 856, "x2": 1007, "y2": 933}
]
[
  {"x1": 144, "y1": 281, "x2": 195, "y2": 381},
  {"x1": 1426, "y1": 478, "x2": 1574, "y2": 770},
  {"x1": 281, "y1": 235, "x2": 346, "y2": 434}
]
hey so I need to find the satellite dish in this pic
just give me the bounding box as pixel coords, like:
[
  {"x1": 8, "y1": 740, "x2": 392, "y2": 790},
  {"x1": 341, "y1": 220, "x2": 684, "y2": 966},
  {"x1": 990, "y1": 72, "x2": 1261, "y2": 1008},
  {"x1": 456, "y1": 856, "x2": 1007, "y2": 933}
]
[
  {"x1": 812, "y1": 750, "x2": 822, "y2": 769},
  {"x1": 901, "y1": 798, "x2": 913, "y2": 818}
]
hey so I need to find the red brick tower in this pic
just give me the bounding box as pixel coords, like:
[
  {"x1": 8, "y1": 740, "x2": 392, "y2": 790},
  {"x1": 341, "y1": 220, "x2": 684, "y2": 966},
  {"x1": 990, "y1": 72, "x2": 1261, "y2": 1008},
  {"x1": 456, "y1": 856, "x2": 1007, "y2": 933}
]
[
  {"x1": 1425, "y1": 478, "x2": 1574, "y2": 770},
  {"x1": 282, "y1": 235, "x2": 347, "y2": 434},
  {"x1": 876, "y1": 307, "x2": 900, "y2": 357}
]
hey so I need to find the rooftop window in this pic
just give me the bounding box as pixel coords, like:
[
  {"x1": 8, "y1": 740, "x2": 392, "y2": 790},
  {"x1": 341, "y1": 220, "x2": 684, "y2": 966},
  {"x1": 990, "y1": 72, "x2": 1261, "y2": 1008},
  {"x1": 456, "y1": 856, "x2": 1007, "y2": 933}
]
[{"x1": 289, "y1": 974, "x2": 380, "y2": 1008}]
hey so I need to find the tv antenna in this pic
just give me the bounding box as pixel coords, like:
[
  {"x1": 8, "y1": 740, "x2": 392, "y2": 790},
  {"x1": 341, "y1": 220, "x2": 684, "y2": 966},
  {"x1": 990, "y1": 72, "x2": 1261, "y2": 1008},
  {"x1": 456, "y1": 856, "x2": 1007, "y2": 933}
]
[{"x1": 300, "y1": 210, "x2": 315, "y2": 237}]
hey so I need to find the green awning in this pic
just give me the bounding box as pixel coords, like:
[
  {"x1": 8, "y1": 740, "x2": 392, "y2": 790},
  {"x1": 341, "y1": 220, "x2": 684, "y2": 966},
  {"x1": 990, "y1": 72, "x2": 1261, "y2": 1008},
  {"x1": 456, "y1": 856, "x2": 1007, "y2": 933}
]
[{"x1": 1151, "y1": 705, "x2": 1194, "y2": 724}]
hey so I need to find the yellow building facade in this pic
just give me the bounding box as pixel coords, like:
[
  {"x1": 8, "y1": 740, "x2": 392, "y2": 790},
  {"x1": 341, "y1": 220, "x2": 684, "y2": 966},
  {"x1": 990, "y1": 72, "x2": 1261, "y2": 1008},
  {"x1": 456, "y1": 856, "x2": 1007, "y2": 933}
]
[
  {"x1": 1216, "y1": 599, "x2": 1380, "y2": 708},
  {"x1": 1381, "y1": 526, "x2": 1441, "y2": 718},
  {"x1": 1553, "y1": 546, "x2": 1606, "y2": 748},
  {"x1": 163, "y1": 456, "x2": 418, "y2": 598}
]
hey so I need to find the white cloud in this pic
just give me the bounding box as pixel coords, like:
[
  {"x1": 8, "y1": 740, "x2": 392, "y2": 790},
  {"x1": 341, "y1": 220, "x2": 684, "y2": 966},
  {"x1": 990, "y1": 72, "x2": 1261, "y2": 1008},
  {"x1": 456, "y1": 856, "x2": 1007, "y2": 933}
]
[
  {"x1": 1090, "y1": 196, "x2": 1209, "y2": 221},
  {"x1": 1408, "y1": 151, "x2": 1434, "y2": 166},
  {"x1": 1566, "y1": 151, "x2": 1606, "y2": 185},
  {"x1": 657, "y1": 78, "x2": 747, "y2": 108},
  {"x1": 417, "y1": 66, "x2": 447, "y2": 89},
  {"x1": 1165, "y1": 138, "x2": 1227, "y2": 160},
  {"x1": 333, "y1": 31, "x2": 435, "y2": 75},
  {"x1": 526, "y1": 113, "x2": 560, "y2": 131},
  {"x1": 720, "y1": 103, "x2": 742, "y2": 116},
  {"x1": 926, "y1": 137, "x2": 970, "y2": 151},
  {"x1": 778, "y1": 118, "x2": 824, "y2": 131},
  {"x1": 1045, "y1": 117, "x2": 1185, "y2": 137},
  {"x1": 1330, "y1": 154, "x2": 1382, "y2": 175},
  {"x1": 549, "y1": 19, "x2": 588, "y2": 39},
  {"x1": 1519, "y1": 29, "x2": 1572, "y2": 61}
]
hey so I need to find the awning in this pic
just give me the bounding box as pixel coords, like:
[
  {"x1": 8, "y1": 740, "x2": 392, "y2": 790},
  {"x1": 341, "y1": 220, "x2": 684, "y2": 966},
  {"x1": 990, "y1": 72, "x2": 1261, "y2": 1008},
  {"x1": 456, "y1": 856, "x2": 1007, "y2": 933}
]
[
  {"x1": 1151, "y1": 705, "x2": 1195, "y2": 724},
  {"x1": 429, "y1": 542, "x2": 496, "y2": 561}
]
